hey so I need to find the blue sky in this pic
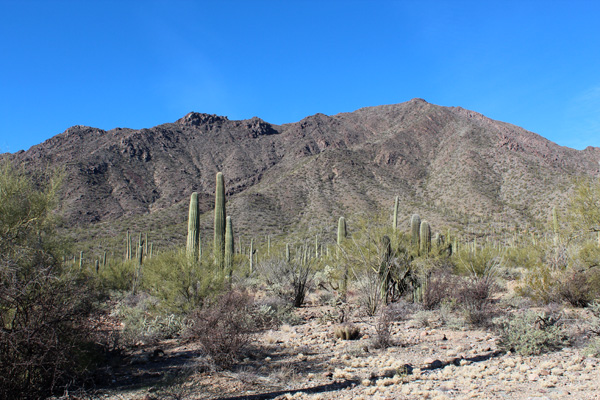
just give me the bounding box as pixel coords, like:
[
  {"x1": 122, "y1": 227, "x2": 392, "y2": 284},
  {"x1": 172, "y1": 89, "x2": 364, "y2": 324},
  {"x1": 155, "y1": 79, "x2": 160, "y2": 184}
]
[{"x1": 1, "y1": 0, "x2": 599, "y2": 152}]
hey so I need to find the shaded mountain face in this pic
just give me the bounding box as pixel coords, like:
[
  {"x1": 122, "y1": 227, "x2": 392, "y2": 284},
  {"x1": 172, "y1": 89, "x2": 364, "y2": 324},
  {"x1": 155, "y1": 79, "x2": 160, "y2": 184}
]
[{"x1": 7, "y1": 99, "x2": 600, "y2": 239}]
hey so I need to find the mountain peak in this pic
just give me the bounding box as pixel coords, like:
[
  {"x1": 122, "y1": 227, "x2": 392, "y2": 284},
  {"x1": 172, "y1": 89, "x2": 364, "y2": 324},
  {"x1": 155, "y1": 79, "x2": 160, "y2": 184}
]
[{"x1": 177, "y1": 112, "x2": 229, "y2": 127}]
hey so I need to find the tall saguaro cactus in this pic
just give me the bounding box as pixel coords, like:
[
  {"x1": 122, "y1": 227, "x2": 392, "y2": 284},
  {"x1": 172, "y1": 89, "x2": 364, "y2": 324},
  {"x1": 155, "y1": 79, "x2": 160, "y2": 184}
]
[
  {"x1": 225, "y1": 216, "x2": 234, "y2": 276},
  {"x1": 249, "y1": 239, "x2": 254, "y2": 273},
  {"x1": 392, "y1": 196, "x2": 399, "y2": 233},
  {"x1": 214, "y1": 172, "x2": 226, "y2": 269},
  {"x1": 411, "y1": 214, "x2": 421, "y2": 249},
  {"x1": 337, "y1": 216, "x2": 348, "y2": 293},
  {"x1": 420, "y1": 220, "x2": 431, "y2": 256},
  {"x1": 337, "y1": 217, "x2": 347, "y2": 252},
  {"x1": 186, "y1": 192, "x2": 200, "y2": 260}
]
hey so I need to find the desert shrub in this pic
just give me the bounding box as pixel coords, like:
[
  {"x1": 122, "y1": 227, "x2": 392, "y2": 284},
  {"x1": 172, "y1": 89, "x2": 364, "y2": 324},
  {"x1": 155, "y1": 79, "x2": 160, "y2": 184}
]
[
  {"x1": 455, "y1": 246, "x2": 504, "y2": 278},
  {"x1": 457, "y1": 258, "x2": 499, "y2": 327},
  {"x1": 111, "y1": 292, "x2": 188, "y2": 347},
  {"x1": 258, "y1": 257, "x2": 315, "y2": 308},
  {"x1": 354, "y1": 266, "x2": 385, "y2": 316},
  {"x1": 584, "y1": 337, "x2": 600, "y2": 357},
  {"x1": 498, "y1": 310, "x2": 568, "y2": 355},
  {"x1": 504, "y1": 244, "x2": 544, "y2": 272},
  {"x1": 186, "y1": 290, "x2": 256, "y2": 368},
  {"x1": 334, "y1": 324, "x2": 361, "y2": 340},
  {"x1": 517, "y1": 263, "x2": 560, "y2": 304},
  {"x1": 459, "y1": 274, "x2": 498, "y2": 326},
  {"x1": 420, "y1": 264, "x2": 462, "y2": 310},
  {"x1": 252, "y1": 296, "x2": 301, "y2": 328},
  {"x1": 142, "y1": 249, "x2": 226, "y2": 313},
  {"x1": 0, "y1": 162, "x2": 101, "y2": 398},
  {"x1": 371, "y1": 305, "x2": 397, "y2": 349},
  {"x1": 438, "y1": 299, "x2": 465, "y2": 329},
  {"x1": 97, "y1": 259, "x2": 137, "y2": 291},
  {"x1": 412, "y1": 310, "x2": 438, "y2": 328},
  {"x1": 557, "y1": 267, "x2": 600, "y2": 307}
]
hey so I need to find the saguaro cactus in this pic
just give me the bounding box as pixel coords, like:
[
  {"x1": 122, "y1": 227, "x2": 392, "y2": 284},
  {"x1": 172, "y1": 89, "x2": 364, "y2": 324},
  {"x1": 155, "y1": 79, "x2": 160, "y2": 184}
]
[
  {"x1": 337, "y1": 216, "x2": 348, "y2": 293},
  {"x1": 411, "y1": 214, "x2": 421, "y2": 248},
  {"x1": 214, "y1": 172, "x2": 226, "y2": 268},
  {"x1": 380, "y1": 235, "x2": 392, "y2": 300},
  {"x1": 126, "y1": 230, "x2": 131, "y2": 261},
  {"x1": 225, "y1": 216, "x2": 234, "y2": 276},
  {"x1": 249, "y1": 239, "x2": 254, "y2": 273},
  {"x1": 419, "y1": 220, "x2": 431, "y2": 256},
  {"x1": 133, "y1": 242, "x2": 144, "y2": 294},
  {"x1": 337, "y1": 217, "x2": 347, "y2": 253},
  {"x1": 186, "y1": 192, "x2": 200, "y2": 260},
  {"x1": 393, "y1": 196, "x2": 399, "y2": 232}
]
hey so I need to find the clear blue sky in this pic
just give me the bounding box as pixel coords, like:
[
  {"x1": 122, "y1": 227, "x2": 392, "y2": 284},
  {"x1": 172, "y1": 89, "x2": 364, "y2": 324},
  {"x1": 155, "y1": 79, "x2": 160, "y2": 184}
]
[{"x1": 1, "y1": 0, "x2": 599, "y2": 152}]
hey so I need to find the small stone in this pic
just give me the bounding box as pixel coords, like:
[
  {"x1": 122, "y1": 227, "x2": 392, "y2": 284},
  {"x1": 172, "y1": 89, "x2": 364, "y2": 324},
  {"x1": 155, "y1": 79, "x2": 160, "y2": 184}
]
[
  {"x1": 519, "y1": 364, "x2": 530, "y2": 373},
  {"x1": 528, "y1": 373, "x2": 539, "y2": 381}
]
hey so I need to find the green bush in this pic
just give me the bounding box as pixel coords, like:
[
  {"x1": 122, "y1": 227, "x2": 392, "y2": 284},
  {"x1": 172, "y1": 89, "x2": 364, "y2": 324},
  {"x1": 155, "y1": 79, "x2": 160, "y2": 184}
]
[
  {"x1": 111, "y1": 292, "x2": 188, "y2": 347},
  {"x1": 498, "y1": 310, "x2": 568, "y2": 355},
  {"x1": 142, "y1": 249, "x2": 226, "y2": 313}
]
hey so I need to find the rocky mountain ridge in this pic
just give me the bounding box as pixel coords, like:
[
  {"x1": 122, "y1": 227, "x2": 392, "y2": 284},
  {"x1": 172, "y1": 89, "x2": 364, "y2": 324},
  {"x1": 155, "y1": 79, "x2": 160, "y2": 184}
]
[{"x1": 6, "y1": 98, "x2": 600, "y2": 243}]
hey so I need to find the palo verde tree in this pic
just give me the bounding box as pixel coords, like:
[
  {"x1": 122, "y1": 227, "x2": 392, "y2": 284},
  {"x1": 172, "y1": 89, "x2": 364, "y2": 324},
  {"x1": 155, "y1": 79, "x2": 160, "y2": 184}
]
[{"x1": 0, "y1": 161, "x2": 99, "y2": 399}]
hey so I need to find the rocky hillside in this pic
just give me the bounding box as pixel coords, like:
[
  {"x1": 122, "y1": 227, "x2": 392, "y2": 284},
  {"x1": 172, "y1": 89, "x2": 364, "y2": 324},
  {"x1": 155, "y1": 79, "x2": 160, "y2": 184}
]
[{"x1": 6, "y1": 98, "x2": 600, "y2": 245}]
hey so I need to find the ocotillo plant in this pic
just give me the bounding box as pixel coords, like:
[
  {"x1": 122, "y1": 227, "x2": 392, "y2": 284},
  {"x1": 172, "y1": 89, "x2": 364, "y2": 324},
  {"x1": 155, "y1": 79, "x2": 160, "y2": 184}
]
[
  {"x1": 214, "y1": 171, "x2": 226, "y2": 269},
  {"x1": 411, "y1": 214, "x2": 421, "y2": 249},
  {"x1": 186, "y1": 192, "x2": 200, "y2": 260},
  {"x1": 419, "y1": 220, "x2": 431, "y2": 256},
  {"x1": 225, "y1": 216, "x2": 234, "y2": 277}
]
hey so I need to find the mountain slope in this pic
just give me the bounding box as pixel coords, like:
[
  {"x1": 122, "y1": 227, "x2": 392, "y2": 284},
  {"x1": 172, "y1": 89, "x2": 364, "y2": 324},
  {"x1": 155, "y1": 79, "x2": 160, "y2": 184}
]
[{"x1": 7, "y1": 98, "x2": 600, "y2": 245}]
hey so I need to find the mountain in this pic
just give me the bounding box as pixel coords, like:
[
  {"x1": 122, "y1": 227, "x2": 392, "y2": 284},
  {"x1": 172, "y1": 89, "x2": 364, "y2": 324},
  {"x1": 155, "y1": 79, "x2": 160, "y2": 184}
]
[{"x1": 6, "y1": 98, "x2": 600, "y2": 248}]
